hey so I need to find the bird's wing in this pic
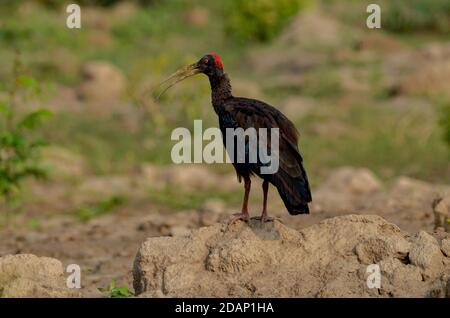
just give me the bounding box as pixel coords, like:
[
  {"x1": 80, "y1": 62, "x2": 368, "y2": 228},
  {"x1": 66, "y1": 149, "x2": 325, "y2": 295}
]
[{"x1": 223, "y1": 98, "x2": 311, "y2": 203}]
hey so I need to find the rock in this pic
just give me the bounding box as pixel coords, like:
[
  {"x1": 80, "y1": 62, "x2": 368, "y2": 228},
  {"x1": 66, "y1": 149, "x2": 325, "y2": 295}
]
[
  {"x1": 141, "y1": 164, "x2": 239, "y2": 192},
  {"x1": 183, "y1": 8, "x2": 209, "y2": 27},
  {"x1": 279, "y1": 11, "x2": 354, "y2": 50},
  {"x1": 136, "y1": 211, "x2": 200, "y2": 237},
  {"x1": 170, "y1": 226, "x2": 191, "y2": 237},
  {"x1": 77, "y1": 175, "x2": 139, "y2": 199},
  {"x1": 279, "y1": 96, "x2": 314, "y2": 120},
  {"x1": 355, "y1": 32, "x2": 405, "y2": 53},
  {"x1": 111, "y1": 1, "x2": 137, "y2": 20},
  {"x1": 0, "y1": 254, "x2": 80, "y2": 297},
  {"x1": 399, "y1": 61, "x2": 450, "y2": 95},
  {"x1": 384, "y1": 177, "x2": 443, "y2": 229},
  {"x1": 77, "y1": 61, "x2": 126, "y2": 106},
  {"x1": 163, "y1": 165, "x2": 238, "y2": 191},
  {"x1": 386, "y1": 44, "x2": 450, "y2": 96},
  {"x1": 433, "y1": 197, "x2": 450, "y2": 232},
  {"x1": 133, "y1": 215, "x2": 450, "y2": 297},
  {"x1": 319, "y1": 167, "x2": 382, "y2": 195},
  {"x1": 441, "y1": 239, "x2": 450, "y2": 257},
  {"x1": 82, "y1": 7, "x2": 111, "y2": 30},
  {"x1": 408, "y1": 231, "x2": 443, "y2": 277},
  {"x1": 390, "y1": 177, "x2": 436, "y2": 201}
]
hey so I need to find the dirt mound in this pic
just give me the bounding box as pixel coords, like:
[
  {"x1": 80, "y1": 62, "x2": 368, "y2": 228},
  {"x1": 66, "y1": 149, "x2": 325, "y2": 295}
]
[
  {"x1": 434, "y1": 197, "x2": 450, "y2": 232},
  {"x1": 386, "y1": 43, "x2": 450, "y2": 95},
  {"x1": 279, "y1": 11, "x2": 353, "y2": 49},
  {"x1": 399, "y1": 61, "x2": 450, "y2": 95},
  {"x1": 77, "y1": 61, "x2": 126, "y2": 108},
  {"x1": 0, "y1": 254, "x2": 80, "y2": 298},
  {"x1": 133, "y1": 215, "x2": 450, "y2": 297},
  {"x1": 248, "y1": 12, "x2": 339, "y2": 76},
  {"x1": 318, "y1": 167, "x2": 382, "y2": 195}
]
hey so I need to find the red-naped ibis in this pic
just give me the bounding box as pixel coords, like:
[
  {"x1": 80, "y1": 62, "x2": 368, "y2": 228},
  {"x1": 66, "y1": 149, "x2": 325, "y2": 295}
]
[{"x1": 158, "y1": 53, "x2": 312, "y2": 222}]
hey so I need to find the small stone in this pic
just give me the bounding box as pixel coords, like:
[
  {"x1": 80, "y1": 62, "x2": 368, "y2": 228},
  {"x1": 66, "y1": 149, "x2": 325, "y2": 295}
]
[
  {"x1": 408, "y1": 231, "x2": 442, "y2": 272},
  {"x1": 433, "y1": 197, "x2": 450, "y2": 232},
  {"x1": 0, "y1": 254, "x2": 80, "y2": 297}
]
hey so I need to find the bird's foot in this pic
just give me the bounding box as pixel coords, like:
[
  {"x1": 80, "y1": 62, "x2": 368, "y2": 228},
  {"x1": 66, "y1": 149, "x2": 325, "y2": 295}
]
[
  {"x1": 252, "y1": 214, "x2": 275, "y2": 223},
  {"x1": 229, "y1": 212, "x2": 250, "y2": 223}
]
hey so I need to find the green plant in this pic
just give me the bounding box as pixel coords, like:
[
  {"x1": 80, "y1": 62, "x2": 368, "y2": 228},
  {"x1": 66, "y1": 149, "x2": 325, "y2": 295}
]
[
  {"x1": 98, "y1": 280, "x2": 134, "y2": 298},
  {"x1": 0, "y1": 53, "x2": 52, "y2": 225},
  {"x1": 384, "y1": 0, "x2": 450, "y2": 34},
  {"x1": 438, "y1": 101, "x2": 450, "y2": 149},
  {"x1": 224, "y1": 0, "x2": 310, "y2": 43},
  {"x1": 72, "y1": 195, "x2": 125, "y2": 222}
]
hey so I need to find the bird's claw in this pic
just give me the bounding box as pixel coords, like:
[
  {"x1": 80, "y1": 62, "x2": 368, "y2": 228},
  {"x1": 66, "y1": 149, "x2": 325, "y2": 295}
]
[
  {"x1": 229, "y1": 212, "x2": 250, "y2": 223},
  {"x1": 251, "y1": 214, "x2": 276, "y2": 223}
]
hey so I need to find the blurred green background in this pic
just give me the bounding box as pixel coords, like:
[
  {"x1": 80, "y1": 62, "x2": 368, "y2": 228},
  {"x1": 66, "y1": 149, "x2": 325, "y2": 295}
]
[{"x1": 0, "y1": 0, "x2": 449, "y2": 224}]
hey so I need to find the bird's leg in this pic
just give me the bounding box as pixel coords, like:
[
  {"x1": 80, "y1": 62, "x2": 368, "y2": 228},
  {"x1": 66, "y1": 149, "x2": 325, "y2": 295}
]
[
  {"x1": 254, "y1": 180, "x2": 274, "y2": 223},
  {"x1": 230, "y1": 176, "x2": 251, "y2": 222}
]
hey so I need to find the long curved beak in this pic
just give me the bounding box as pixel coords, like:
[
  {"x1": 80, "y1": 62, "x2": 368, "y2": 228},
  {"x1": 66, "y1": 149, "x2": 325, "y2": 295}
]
[{"x1": 155, "y1": 63, "x2": 200, "y2": 99}]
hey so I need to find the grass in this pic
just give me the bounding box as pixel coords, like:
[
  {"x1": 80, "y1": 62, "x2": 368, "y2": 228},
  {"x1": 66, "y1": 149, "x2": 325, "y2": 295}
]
[
  {"x1": 297, "y1": 102, "x2": 449, "y2": 183},
  {"x1": 98, "y1": 280, "x2": 134, "y2": 298},
  {"x1": 72, "y1": 195, "x2": 125, "y2": 222},
  {"x1": 148, "y1": 186, "x2": 243, "y2": 211}
]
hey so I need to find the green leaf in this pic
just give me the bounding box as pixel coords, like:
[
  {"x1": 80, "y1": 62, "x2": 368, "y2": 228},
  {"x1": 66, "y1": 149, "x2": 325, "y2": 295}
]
[
  {"x1": 17, "y1": 109, "x2": 53, "y2": 130},
  {"x1": 111, "y1": 287, "x2": 134, "y2": 298},
  {"x1": 97, "y1": 280, "x2": 134, "y2": 298}
]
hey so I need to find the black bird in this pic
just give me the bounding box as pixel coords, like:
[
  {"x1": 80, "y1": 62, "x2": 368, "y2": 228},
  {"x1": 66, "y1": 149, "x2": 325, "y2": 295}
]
[{"x1": 157, "y1": 53, "x2": 312, "y2": 222}]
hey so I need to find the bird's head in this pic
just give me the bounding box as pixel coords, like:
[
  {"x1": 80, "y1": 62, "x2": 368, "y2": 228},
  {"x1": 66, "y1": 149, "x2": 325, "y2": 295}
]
[
  {"x1": 194, "y1": 53, "x2": 224, "y2": 77},
  {"x1": 156, "y1": 53, "x2": 224, "y2": 99}
]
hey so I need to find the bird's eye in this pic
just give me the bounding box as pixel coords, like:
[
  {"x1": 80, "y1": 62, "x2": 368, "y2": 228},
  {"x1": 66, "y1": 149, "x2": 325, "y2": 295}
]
[{"x1": 202, "y1": 58, "x2": 208, "y2": 64}]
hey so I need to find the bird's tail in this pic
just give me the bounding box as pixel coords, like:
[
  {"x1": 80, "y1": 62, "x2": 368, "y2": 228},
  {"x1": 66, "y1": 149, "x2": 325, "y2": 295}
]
[{"x1": 270, "y1": 166, "x2": 312, "y2": 215}]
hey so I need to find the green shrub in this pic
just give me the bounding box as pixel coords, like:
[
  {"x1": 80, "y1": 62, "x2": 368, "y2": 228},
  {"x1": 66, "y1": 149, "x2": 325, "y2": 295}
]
[
  {"x1": 384, "y1": 0, "x2": 450, "y2": 34},
  {"x1": 224, "y1": 0, "x2": 310, "y2": 43},
  {"x1": 0, "y1": 54, "x2": 52, "y2": 225},
  {"x1": 98, "y1": 280, "x2": 134, "y2": 298}
]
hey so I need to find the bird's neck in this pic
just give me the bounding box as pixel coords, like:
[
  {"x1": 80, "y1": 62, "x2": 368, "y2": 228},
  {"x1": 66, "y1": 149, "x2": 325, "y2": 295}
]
[{"x1": 209, "y1": 73, "x2": 232, "y2": 109}]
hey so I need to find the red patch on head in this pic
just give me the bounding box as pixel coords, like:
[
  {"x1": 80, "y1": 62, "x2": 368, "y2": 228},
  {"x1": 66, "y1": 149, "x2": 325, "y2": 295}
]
[{"x1": 209, "y1": 53, "x2": 224, "y2": 70}]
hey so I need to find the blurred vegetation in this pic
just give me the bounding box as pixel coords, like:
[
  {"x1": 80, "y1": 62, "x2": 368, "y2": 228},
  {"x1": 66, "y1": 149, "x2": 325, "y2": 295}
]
[
  {"x1": 72, "y1": 195, "x2": 125, "y2": 222},
  {"x1": 0, "y1": 54, "x2": 52, "y2": 225},
  {"x1": 298, "y1": 103, "x2": 449, "y2": 182},
  {"x1": 148, "y1": 186, "x2": 243, "y2": 211},
  {"x1": 439, "y1": 101, "x2": 450, "y2": 149},
  {"x1": 224, "y1": 0, "x2": 310, "y2": 43},
  {"x1": 384, "y1": 0, "x2": 450, "y2": 34},
  {"x1": 0, "y1": 0, "x2": 449, "y2": 224},
  {"x1": 3, "y1": 0, "x2": 159, "y2": 8}
]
